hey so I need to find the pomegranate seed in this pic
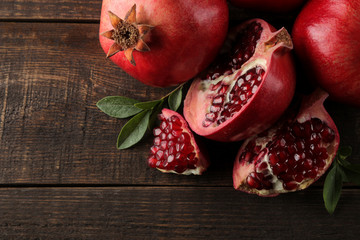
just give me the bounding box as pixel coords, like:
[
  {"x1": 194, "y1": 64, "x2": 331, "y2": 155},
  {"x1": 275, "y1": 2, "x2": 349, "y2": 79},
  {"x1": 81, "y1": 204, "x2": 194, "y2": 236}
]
[
  {"x1": 160, "y1": 141, "x2": 167, "y2": 150},
  {"x1": 205, "y1": 112, "x2": 216, "y2": 121},
  {"x1": 153, "y1": 128, "x2": 161, "y2": 136},
  {"x1": 311, "y1": 118, "x2": 323, "y2": 132},
  {"x1": 304, "y1": 121, "x2": 312, "y2": 137},
  {"x1": 154, "y1": 137, "x2": 160, "y2": 146},
  {"x1": 148, "y1": 157, "x2": 157, "y2": 168},
  {"x1": 247, "y1": 173, "x2": 261, "y2": 189},
  {"x1": 160, "y1": 121, "x2": 167, "y2": 130},
  {"x1": 150, "y1": 146, "x2": 159, "y2": 154},
  {"x1": 213, "y1": 96, "x2": 224, "y2": 105},
  {"x1": 321, "y1": 127, "x2": 335, "y2": 143},
  {"x1": 292, "y1": 122, "x2": 304, "y2": 137},
  {"x1": 167, "y1": 133, "x2": 174, "y2": 140},
  {"x1": 156, "y1": 150, "x2": 164, "y2": 160},
  {"x1": 283, "y1": 181, "x2": 298, "y2": 190},
  {"x1": 295, "y1": 174, "x2": 304, "y2": 183},
  {"x1": 269, "y1": 154, "x2": 279, "y2": 165},
  {"x1": 160, "y1": 133, "x2": 166, "y2": 140},
  {"x1": 168, "y1": 155, "x2": 174, "y2": 163}
]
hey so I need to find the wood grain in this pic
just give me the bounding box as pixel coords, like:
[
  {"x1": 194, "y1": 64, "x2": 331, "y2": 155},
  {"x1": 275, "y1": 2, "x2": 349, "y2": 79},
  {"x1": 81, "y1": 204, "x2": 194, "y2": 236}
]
[
  {"x1": 1, "y1": 1, "x2": 360, "y2": 239},
  {"x1": 1, "y1": 22, "x2": 360, "y2": 186},
  {"x1": 0, "y1": 187, "x2": 359, "y2": 239},
  {"x1": 0, "y1": 0, "x2": 102, "y2": 21}
]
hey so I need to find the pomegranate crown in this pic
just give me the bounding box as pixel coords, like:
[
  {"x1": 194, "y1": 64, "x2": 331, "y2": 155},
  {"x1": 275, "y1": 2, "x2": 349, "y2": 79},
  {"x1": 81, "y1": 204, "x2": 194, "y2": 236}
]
[{"x1": 100, "y1": 4, "x2": 154, "y2": 66}]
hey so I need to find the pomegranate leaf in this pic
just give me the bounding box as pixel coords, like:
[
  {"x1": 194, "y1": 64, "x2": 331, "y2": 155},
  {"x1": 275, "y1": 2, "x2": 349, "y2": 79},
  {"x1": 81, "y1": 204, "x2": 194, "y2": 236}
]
[
  {"x1": 337, "y1": 146, "x2": 352, "y2": 162},
  {"x1": 168, "y1": 85, "x2": 183, "y2": 111},
  {"x1": 97, "y1": 96, "x2": 142, "y2": 118},
  {"x1": 134, "y1": 99, "x2": 162, "y2": 110},
  {"x1": 337, "y1": 146, "x2": 360, "y2": 174},
  {"x1": 338, "y1": 165, "x2": 349, "y2": 183},
  {"x1": 117, "y1": 110, "x2": 151, "y2": 149},
  {"x1": 323, "y1": 163, "x2": 343, "y2": 215}
]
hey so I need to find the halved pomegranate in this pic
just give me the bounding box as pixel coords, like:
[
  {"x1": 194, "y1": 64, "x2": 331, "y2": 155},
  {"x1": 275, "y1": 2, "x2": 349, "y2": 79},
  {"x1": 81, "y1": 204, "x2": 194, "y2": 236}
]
[
  {"x1": 148, "y1": 109, "x2": 209, "y2": 175},
  {"x1": 233, "y1": 89, "x2": 340, "y2": 196},
  {"x1": 184, "y1": 19, "x2": 296, "y2": 142}
]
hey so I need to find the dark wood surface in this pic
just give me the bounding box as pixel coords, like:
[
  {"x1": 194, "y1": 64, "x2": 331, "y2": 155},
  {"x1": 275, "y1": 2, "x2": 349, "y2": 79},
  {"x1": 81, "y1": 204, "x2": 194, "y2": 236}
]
[{"x1": 0, "y1": 1, "x2": 359, "y2": 239}]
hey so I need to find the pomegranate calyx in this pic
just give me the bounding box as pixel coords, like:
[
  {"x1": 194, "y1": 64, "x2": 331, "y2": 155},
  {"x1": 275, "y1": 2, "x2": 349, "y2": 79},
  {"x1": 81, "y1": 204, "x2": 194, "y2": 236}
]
[
  {"x1": 100, "y1": 4, "x2": 154, "y2": 65},
  {"x1": 264, "y1": 27, "x2": 293, "y2": 52}
]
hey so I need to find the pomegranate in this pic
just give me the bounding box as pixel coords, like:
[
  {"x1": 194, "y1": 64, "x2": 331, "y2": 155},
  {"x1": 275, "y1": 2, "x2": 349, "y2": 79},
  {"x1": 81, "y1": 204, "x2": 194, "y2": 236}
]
[
  {"x1": 233, "y1": 89, "x2": 340, "y2": 196},
  {"x1": 292, "y1": 0, "x2": 360, "y2": 106},
  {"x1": 184, "y1": 19, "x2": 296, "y2": 142},
  {"x1": 148, "y1": 109, "x2": 209, "y2": 175},
  {"x1": 229, "y1": 0, "x2": 307, "y2": 13},
  {"x1": 99, "y1": 0, "x2": 229, "y2": 87}
]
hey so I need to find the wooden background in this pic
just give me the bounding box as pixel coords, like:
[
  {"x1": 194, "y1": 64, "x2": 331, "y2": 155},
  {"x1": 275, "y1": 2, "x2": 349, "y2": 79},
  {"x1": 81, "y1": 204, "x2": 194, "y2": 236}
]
[{"x1": 1, "y1": 1, "x2": 360, "y2": 239}]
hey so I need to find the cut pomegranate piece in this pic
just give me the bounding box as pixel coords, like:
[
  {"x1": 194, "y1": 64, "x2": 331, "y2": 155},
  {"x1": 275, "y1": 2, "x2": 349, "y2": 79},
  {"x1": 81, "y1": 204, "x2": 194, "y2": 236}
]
[
  {"x1": 233, "y1": 89, "x2": 340, "y2": 196},
  {"x1": 184, "y1": 19, "x2": 296, "y2": 142},
  {"x1": 148, "y1": 109, "x2": 209, "y2": 175}
]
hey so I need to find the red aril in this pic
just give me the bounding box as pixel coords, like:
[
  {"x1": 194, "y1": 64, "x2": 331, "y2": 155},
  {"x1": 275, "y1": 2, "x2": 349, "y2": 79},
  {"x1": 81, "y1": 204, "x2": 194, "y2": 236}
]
[
  {"x1": 292, "y1": 0, "x2": 360, "y2": 106},
  {"x1": 99, "y1": 0, "x2": 229, "y2": 87},
  {"x1": 233, "y1": 89, "x2": 340, "y2": 196},
  {"x1": 148, "y1": 109, "x2": 209, "y2": 175},
  {"x1": 184, "y1": 19, "x2": 296, "y2": 142}
]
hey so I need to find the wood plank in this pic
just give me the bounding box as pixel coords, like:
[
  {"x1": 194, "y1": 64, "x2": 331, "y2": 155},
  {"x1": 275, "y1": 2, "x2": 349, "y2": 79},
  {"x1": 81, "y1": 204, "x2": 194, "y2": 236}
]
[
  {"x1": 0, "y1": 22, "x2": 232, "y2": 185},
  {"x1": 1, "y1": 22, "x2": 360, "y2": 185},
  {"x1": 0, "y1": 0, "x2": 102, "y2": 21},
  {"x1": 0, "y1": 187, "x2": 359, "y2": 239}
]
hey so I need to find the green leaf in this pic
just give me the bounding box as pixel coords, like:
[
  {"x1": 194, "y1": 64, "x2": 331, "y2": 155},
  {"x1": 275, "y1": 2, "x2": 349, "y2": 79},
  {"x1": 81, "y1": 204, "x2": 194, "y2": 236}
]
[
  {"x1": 323, "y1": 164, "x2": 343, "y2": 214},
  {"x1": 134, "y1": 100, "x2": 161, "y2": 110},
  {"x1": 117, "y1": 110, "x2": 151, "y2": 150},
  {"x1": 338, "y1": 165, "x2": 349, "y2": 182},
  {"x1": 168, "y1": 85, "x2": 183, "y2": 111},
  {"x1": 337, "y1": 146, "x2": 352, "y2": 162},
  {"x1": 336, "y1": 146, "x2": 360, "y2": 174},
  {"x1": 97, "y1": 96, "x2": 142, "y2": 118}
]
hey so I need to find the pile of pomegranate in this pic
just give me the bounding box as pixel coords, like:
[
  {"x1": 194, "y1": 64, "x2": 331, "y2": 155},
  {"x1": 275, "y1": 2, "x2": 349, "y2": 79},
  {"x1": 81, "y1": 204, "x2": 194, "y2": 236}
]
[{"x1": 99, "y1": 0, "x2": 359, "y2": 196}]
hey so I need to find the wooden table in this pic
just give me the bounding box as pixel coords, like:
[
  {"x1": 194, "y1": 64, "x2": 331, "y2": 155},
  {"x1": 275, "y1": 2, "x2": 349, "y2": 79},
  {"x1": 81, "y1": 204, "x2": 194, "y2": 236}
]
[{"x1": 1, "y1": 1, "x2": 360, "y2": 239}]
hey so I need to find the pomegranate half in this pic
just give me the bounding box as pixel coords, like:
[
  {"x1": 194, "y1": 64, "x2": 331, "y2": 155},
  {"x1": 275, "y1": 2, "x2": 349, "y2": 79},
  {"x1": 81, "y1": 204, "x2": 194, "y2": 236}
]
[
  {"x1": 184, "y1": 19, "x2": 296, "y2": 142},
  {"x1": 148, "y1": 109, "x2": 209, "y2": 175},
  {"x1": 233, "y1": 89, "x2": 340, "y2": 196},
  {"x1": 99, "y1": 0, "x2": 229, "y2": 87}
]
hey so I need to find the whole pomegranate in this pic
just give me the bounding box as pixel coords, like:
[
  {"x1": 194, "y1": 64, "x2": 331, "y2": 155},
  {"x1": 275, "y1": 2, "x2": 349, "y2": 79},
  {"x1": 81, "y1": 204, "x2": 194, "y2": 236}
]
[
  {"x1": 229, "y1": 0, "x2": 306, "y2": 12},
  {"x1": 184, "y1": 19, "x2": 296, "y2": 142},
  {"x1": 233, "y1": 89, "x2": 340, "y2": 196},
  {"x1": 99, "y1": 0, "x2": 229, "y2": 87},
  {"x1": 148, "y1": 109, "x2": 209, "y2": 175},
  {"x1": 292, "y1": 0, "x2": 360, "y2": 106}
]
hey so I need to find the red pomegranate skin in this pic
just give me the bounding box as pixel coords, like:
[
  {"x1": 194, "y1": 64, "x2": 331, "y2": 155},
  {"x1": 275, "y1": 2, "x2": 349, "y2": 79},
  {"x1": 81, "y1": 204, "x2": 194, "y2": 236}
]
[
  {"x1": 292, "y1": 0, "x2": 360, "y2": 106},
  {"x1": 229, "y1": 0, "x2": 306, "y2": 12},
  {"x1": 233, "y1": 89, "x2": 340, "y2": 196},
  {"x1": 99, "y1": 0, "x2": 229, "y2": 87},
  {"x1": 184, "y1": 19, "x2": 296, "y2": 142}
]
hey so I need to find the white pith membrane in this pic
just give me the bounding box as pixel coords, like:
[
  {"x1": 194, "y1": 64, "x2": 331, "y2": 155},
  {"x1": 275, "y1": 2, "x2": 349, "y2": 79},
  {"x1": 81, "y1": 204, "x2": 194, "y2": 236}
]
[
  {"x1": 199, "y1": 58, "x2": 267, "y2": 128},
  {"x1": 148, "y1": 109, "x2": 208, "y2": 175},
  {"x1": 234, "y1": 115, "x2": 338, "y2": 196}
]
